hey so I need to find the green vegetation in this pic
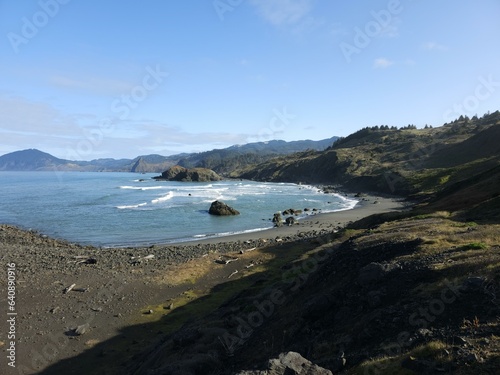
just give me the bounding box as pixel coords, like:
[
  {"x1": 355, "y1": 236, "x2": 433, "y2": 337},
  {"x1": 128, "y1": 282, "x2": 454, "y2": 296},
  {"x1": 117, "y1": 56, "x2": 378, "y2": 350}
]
[
  {"x1": 463, "y1": 242, "x2": 488, "y2": 250},
  {"x1": 236, "y1": 111, "x2": 500, "y2": 205}
]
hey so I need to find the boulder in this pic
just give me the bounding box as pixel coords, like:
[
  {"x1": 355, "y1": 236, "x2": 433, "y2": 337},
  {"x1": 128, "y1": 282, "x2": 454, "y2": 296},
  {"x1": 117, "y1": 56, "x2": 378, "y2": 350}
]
[
  {"x1": 208, "y1": 201, "x2": 240, "y2": 216},
  {"x1": 272, "y1": 213, "x2": 283, "y2": 227},
  {"x1": 236, "y1": 352, "x2": 332, "y2": 375},
  {"x1": 285, "y1": 216, "x2": 296, "y2": 226}
]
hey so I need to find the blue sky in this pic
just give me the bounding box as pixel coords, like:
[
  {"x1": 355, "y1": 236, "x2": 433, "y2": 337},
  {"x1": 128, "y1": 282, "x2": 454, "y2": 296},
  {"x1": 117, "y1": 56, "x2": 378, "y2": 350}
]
[{"x1": 1, "y1": 0, "x2": 499, "y2": 159}]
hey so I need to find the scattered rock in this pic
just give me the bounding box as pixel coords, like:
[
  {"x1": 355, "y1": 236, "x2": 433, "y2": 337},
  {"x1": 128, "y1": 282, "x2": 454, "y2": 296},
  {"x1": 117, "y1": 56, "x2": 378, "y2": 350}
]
[
  {"x1": 74, "y1": 323, "x2": 90, "y2": 336},
  {"x1": 273, "y1": 213, "x2": 283, "y2": 227},
  {"x1": 82, "y1": 258, "x2": 97, "y2": 265},
  {"x1": 464, "y1": 352, "x2": 481, "y2": 363},
  {"x1": 453, "y1": 336, "x2": 468, "y2": 346},
  {"x1": 461, "y1": 276, "x2": 486, "y2": 292},
  {"x1": 417, "y1": 328, "x2": 433, "y2": 338}
]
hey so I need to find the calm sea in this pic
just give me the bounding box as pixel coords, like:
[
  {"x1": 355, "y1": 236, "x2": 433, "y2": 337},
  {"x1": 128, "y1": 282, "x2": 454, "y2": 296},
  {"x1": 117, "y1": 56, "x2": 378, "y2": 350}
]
[{"x1": 0, "y1": 172, "x2": 357, "y2": 247}]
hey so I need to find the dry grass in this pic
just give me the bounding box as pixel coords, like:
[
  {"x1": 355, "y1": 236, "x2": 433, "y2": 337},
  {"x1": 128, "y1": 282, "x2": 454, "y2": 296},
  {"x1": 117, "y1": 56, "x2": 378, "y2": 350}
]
[
  {"x1": 150, "y1": 247, "x2": 275, "y2": 286},
  {"x1": 351, "y1": 341, "x2": 449, "y2": 375}
]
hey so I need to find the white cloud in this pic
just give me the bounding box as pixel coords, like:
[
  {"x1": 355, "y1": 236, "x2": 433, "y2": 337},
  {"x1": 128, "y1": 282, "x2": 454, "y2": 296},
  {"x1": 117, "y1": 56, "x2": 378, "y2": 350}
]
[
  {"x1": 422, "y1": 42, "x2": 448, "y2": 51},
  {"x1": 250, "y1": 0, "x2": 313, "y2": 26},
  {"x1": 373, "y1": 58, "x2": 394, "y2": 69}
]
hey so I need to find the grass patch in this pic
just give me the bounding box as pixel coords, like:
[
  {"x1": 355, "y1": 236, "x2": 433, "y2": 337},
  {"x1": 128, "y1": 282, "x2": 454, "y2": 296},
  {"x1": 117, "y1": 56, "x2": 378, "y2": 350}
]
[
  {"x1": 351, "y1": 341, "x2": 450, "y2": 375},
  {"x1": 463, "y1": 242, "x2": 488, "y2": 250},
  {"x1": 451, "y1": 221, "x2": 478, "y2": 228},
  {"x1": 410, "y1": 214, "x2": 433, "y2": 220},
  {"x1": 439, "y1": 175, "x2": 451, "y2": 185}
]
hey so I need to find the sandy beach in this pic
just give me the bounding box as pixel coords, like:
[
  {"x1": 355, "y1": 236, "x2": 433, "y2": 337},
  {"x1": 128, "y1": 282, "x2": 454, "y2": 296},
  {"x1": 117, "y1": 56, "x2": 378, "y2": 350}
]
[
  {"x1": 0, "y1": 193, "x2": 404, "y2": 375},
  {"x1": 185, "y1": 193, "x2": 404, "y2": 245}
]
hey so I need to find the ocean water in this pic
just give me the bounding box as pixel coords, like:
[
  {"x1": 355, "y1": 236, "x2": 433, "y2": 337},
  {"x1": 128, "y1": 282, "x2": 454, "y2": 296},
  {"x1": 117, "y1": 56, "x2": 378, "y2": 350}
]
[{"x1": 0, "y1": 172, "x2": 357, "y2": 247}]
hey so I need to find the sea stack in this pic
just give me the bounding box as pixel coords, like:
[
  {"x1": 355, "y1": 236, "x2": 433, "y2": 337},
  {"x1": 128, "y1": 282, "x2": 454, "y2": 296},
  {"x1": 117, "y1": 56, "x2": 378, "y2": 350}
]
[{"x1": 208, "y1": 201, "x2": 240, "y2": 216}]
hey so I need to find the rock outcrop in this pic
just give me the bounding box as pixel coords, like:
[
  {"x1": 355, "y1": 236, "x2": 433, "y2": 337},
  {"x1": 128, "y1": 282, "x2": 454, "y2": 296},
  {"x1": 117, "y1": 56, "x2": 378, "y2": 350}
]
[
  {"x1": 236, "y1": 352, "x2": 333, "y2": 375},
  {"x1": 208, "y1": 201, "x2": 240, "y2": 216},
  {"x1": 154, "y1": 165, "x2": 222, "y2": 182}
]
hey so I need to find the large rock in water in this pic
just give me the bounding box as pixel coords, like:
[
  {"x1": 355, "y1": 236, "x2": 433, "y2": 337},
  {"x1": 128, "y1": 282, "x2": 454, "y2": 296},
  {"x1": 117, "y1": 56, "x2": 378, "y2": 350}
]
[
  {"x1": 209, "y1": 201, "x2": 240, "y2": 216},
  {"x1": 154, "y1": 165, "x2": 222, "y2": 182}
]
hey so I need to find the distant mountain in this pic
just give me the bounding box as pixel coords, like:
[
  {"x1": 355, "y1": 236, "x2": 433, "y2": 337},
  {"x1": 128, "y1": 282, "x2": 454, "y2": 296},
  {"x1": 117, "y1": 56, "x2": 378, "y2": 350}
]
[
  {"x1": 0, "y1": 136, "x2": 338, "y2": 173},
  {"x1": 0, "y1": 149, "x2": 68, "y2": 171},
  {"x1": 177, "y1": 137, "x2": 339, "y2": 174}
]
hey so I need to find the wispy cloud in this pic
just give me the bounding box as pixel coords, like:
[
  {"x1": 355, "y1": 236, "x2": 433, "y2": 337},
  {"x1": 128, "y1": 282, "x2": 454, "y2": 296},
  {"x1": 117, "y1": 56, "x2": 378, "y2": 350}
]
[
  {"x1": 0, "y1": 96, "x2": 252, "y2": 159},
  {"x1": 249, "y1": 0, "x2": 313, "y2": 26},
  {"x1": 0, "y1": 96, "x2": 81, "y2": 137},
  {"x1": 422, "y1": 41, "x2": 448, "y2": 51},
  {"x1": 49, "y1": 74, "x2": 135, "y2": 95},
  {"x1": 373, "y1": 58, "x2": 394, "y2": 69}
]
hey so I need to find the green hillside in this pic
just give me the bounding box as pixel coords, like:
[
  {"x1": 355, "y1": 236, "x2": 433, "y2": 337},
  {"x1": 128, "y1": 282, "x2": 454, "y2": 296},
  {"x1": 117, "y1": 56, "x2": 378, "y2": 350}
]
[{"x1": 237, "y1": 112, "x2": 500, "y2": 215}]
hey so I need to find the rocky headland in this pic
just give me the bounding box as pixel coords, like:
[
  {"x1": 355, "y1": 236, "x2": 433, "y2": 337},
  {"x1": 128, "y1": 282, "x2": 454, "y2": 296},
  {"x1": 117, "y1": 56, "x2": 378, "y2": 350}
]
[{"x1": 153, "y1": 165, "x2": 222, "y2": 182}]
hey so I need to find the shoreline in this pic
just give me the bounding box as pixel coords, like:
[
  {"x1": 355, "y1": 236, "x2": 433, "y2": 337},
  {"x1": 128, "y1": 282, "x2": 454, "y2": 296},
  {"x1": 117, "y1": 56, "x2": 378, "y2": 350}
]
[
  {"x1": 180, "y1": 193, "x2": 404, "y2": 246},
  {"x1": 1, "y1": 192, "x2": 404, "y2": 250},
  {"x1": 0, "y1": 192, "x2": 405, "y2": 375}
]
